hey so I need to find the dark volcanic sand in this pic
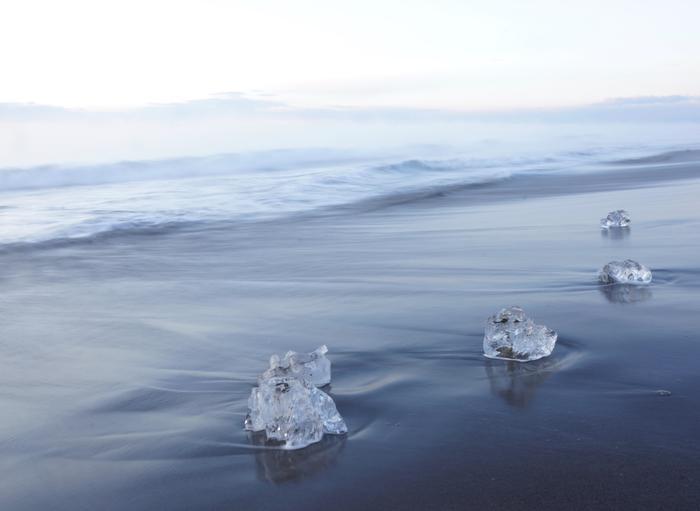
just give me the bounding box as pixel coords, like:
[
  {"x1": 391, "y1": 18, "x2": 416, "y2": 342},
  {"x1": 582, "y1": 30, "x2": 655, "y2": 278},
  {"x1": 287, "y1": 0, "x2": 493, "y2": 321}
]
[{"x1": 1, "y1": 156, "x2": 700, "y2": 510}]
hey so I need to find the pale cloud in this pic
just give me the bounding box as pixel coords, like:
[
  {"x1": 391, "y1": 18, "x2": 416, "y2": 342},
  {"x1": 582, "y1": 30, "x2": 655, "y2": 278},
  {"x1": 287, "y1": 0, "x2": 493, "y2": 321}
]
[
  {"x1": 3, "y1": 94, "x2": 699, "y2": 122},
  {"x1": 1, "y1": 0, "x2": 699, "y2": 110}
]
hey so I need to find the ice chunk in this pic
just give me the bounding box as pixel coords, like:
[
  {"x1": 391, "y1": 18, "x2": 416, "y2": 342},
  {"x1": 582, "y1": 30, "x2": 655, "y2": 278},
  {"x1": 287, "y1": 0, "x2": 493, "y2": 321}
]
[
  {"x1": 244, "y1": 386, "x2": 265, "y2": 432},
  {"x1": 244, "y1": 377, "x2": 324, "y2": 450},
  {"x1": 483, "y1": 306, "x2": 557, "y2": 362},
  {"x1": 599, "y1": 259, "x2": 652, "y2": 284},
  {"x1": 288, "y1": 345, "x2": 331, "y2": 387},
  {"x1": 600, "y1": 209, "x2": 631, "y2": 229},
  {"x1": 244, "y1": 378, "x2": 347, "y2": 449},
  {"x1": 245, "y1": 346, "x2": 346, "y2": 450},
  {"x1": 308, "y1": 384, "x2": 347, "y2": 434},
  {"x1": 261, "y1": 345, "x2": 331, "y2": 387}
]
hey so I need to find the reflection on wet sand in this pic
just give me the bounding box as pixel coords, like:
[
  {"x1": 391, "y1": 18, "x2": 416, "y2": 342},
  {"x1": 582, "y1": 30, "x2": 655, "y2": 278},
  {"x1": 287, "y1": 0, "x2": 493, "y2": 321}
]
[
  {"x1": 600, "y1": 226, "x2": 631, "y2": 240},
  {"x1": 599, "y1": 283, "x2": 653, "y2": 303},
  {"x1": 248, "y1": 431, "x2": 346, "y2": 483},
  {"x1": 484, "y1": 357, "x2": 560, "y2": 408}
]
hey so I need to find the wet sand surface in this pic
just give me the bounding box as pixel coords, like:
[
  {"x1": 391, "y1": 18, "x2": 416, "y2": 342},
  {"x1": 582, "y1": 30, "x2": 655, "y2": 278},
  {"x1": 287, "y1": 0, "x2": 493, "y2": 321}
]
[{"x1": 1, "y1": 159, "x2": 700, "y2": 510}]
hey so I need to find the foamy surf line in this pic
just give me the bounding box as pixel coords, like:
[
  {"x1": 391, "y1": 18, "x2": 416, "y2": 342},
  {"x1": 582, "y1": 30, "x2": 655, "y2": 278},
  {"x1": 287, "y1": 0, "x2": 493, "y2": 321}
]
[{"x1": 0, "y1": 147, "x2": 698, "y2": 250}]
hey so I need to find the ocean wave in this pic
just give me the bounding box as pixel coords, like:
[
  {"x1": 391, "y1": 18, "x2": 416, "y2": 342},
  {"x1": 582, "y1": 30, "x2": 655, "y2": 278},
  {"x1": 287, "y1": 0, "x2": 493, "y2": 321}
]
[
  {"x1": 609, "y1": 149, "x2": 700, "y2": 165},
  {"x1": 0, "y1": 220, "x2": 199, "y2": 253},
  {"x1": 0, "y1": 148, "x2": 373, "y2": 192},
  {"x1": 0, "y1": 168, "x2": 512, "y2": 251},
  {"x1": 0, "y1": 144, "x2": 695, "y2": 250}
]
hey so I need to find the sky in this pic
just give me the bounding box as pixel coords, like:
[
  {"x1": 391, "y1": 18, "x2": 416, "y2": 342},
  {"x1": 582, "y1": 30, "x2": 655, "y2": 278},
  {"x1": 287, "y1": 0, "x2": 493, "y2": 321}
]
[
  {"x1": 1, "y1": 0, "x2": 700, "y2": 167},
  {"x1": 1, "y1": 0, "x2": 700, "y2": 110}
]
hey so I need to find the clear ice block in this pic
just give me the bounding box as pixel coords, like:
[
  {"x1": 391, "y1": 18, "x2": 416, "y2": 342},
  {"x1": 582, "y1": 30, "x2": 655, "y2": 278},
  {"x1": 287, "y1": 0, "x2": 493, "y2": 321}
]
[
  {"x1": 261, "y1": 345, "x2": 331, "y2": 387},
  {"x1": 308, "y1": 384, "x2": 347, "y2": 435},
  {"x1": 244, "y1": 376, "x2": 324, "y2": 450},
  {"x1": 483, "y1": 306, "x2": 557, "y2": 362},
  {"x1": 600, "y1": 209, "x2": 631, "y2": 229},
  {"x1": 599, "y1": 259, "x2": 652, "y2": 284},
  {"x1": 245, "y1": 346, "x2": 346, "y2": 450}
]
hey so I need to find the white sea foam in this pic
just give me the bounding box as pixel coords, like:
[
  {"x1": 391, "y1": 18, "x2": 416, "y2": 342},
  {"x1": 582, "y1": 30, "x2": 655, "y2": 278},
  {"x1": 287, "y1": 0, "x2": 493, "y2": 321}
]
[{"x1": 0, "y1": 142, "x2": 695, "y2": 248}]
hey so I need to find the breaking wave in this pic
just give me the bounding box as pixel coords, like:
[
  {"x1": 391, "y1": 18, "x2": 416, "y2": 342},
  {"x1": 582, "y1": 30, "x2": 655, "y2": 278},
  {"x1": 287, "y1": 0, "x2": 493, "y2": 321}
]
[{"x1": 0, "y1": 144, "x2": 695, "y2": 249}]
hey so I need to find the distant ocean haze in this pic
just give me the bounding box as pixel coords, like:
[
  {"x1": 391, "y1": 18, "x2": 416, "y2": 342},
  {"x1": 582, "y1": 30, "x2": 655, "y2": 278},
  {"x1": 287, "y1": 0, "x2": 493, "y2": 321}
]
[{"x1": 0, "y1": 120, "x2": 699, "y2": 247}]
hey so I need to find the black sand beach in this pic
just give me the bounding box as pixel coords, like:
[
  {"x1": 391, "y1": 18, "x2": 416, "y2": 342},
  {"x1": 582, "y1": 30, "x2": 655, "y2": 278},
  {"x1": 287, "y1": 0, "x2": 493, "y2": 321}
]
[{"x1": 1, "y1": 154, "x2": 700, "y2": 510}]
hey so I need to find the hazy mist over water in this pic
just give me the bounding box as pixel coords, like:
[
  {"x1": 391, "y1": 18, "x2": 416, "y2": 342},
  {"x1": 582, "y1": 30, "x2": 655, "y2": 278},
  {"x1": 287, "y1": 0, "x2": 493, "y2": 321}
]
[
  {"x1": 1, "y1": 106, "x2": 700, "y2": 247},
  {"x1": 2, "y1": 94, "x2": 700, "y2": 167}
]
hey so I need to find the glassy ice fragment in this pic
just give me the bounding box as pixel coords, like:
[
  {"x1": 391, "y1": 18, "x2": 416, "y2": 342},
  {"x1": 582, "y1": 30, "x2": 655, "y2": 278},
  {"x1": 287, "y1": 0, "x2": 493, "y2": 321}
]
[
  {"x1": 599, "y1": 259, "x2": 652, "y2": 284},
  {"x1": 244, "y1": 376, "x2": 324, "y2": 450},
  {"x1": 600, "y1": 209, "x2": 631, "y2": 229},
  {"x1": 483, "y1": 306, "x2": 557, "y2": 362},
  {"x1": 244, "y1": 386, "x2": 264, "y2": 432},
  {"x1": 245, "y1": 346, "x2": 346, "y2": 450},
  {"x1": 261, "y1": 345, "x2": 331, "y2": 387},
  {"x1": 309, "y1": 385, "x2": 347, "y2": 435},
  {"x1": 288, "y1": 345, "x2": 331, "y2": 387}
]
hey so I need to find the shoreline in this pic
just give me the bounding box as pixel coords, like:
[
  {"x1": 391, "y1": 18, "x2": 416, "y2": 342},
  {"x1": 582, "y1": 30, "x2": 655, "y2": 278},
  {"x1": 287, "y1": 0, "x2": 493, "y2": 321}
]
[
  {"x1": 2, "y1": 150, "x2": 700, "y2": 256},
  {"x1": 1, "y1": 158, "x2": 699, "y2": 510}
]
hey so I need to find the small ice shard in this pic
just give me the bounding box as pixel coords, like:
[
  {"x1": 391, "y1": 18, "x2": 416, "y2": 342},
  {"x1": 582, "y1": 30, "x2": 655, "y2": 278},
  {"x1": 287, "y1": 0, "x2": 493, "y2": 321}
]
[
  {"x1": 483, "y1": 306, "x2": 557, "y2": 362},
  {"x1": 288, "y1": 345, "x2": 331, "y2": 387},
  {"x1": 656, "y1": 389, "x2": 672, "y2": 397},
  {"x1": 245, "y1": 346, "x2": 346, "y2": 450},
  {"x1": 600, "y1": 209, "x2": 631, "y2": 229},
  {"x1": 598, "y1": 259, "x2": 652, "y2": 284},
  {"x1": 261, "y1": 345, "x2": 331, "y2": 387},
  {"x1": 308, "y1": 384, "x2": 347, "y2": 434}
]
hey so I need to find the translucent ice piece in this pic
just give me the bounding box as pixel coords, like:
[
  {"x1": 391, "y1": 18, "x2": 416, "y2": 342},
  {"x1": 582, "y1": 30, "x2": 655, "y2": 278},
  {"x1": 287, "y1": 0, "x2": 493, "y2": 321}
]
[
  {"x1": 288, "y1": 345, "x2": 331, "y2": 387},
  {"x1": 244, "y1": 386, "x2": 264, "y2": 432},
  {"x1": 245, "y1": 346, "x2": 346, "y2": 450},
  {"x1": 261, "y1": 345, "x2": 331, "y2": 387},
  {"x1": 245, "y1": 378, "x2": 347, "y2": 449},
  {"x1": 600, "y1": 209, "x2": 631, "y2": 229},
  {"x1": 308, "y1": 384, "x2": 347, "y2": 435},
  {"x1": 598, "y1": 259, "x2": 652, "y2": 284},
  {"x1": 483, "y1": 306, "x2": 557, "y2": 362},
  {"x1": 244, "y1": 376, "x2": 324, "y2": 450}
]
